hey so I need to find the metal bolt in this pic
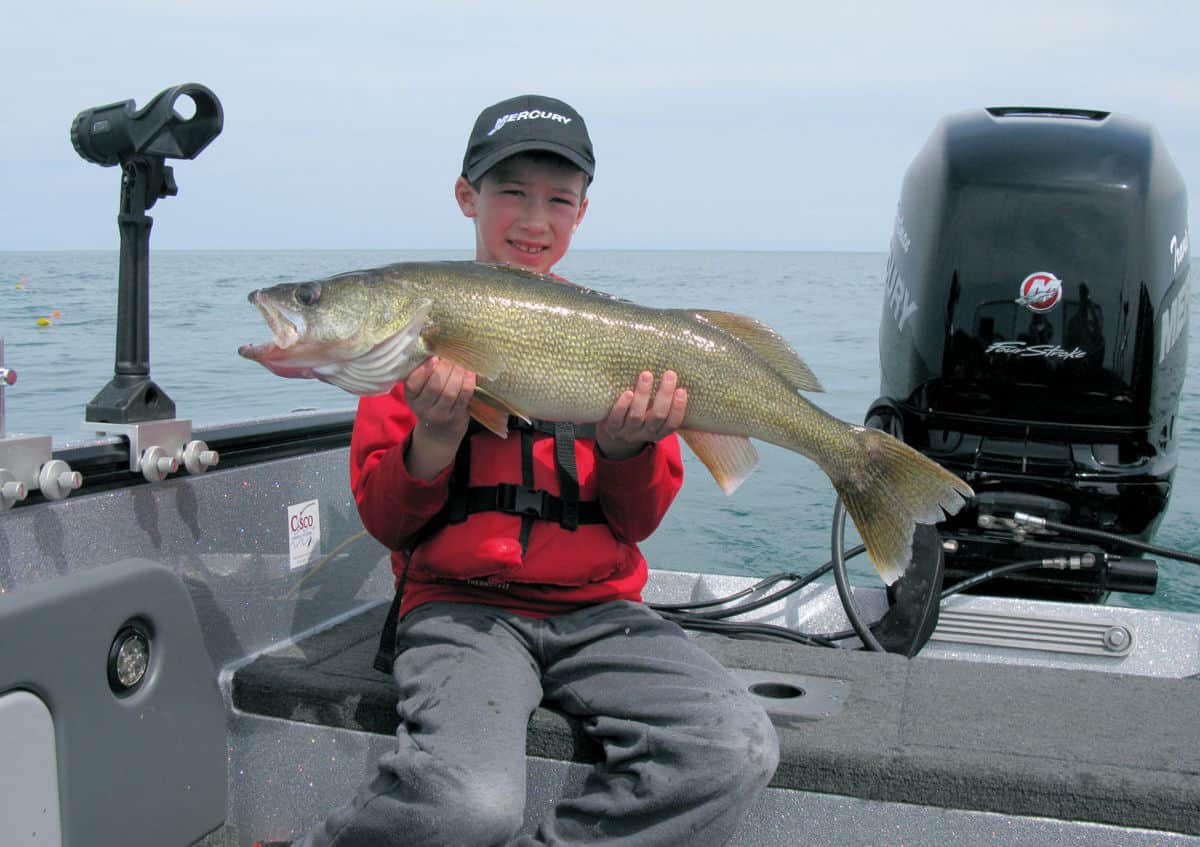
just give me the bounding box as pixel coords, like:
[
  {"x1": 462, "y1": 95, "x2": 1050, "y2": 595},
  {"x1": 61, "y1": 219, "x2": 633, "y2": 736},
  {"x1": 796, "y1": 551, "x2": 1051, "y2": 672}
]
[
  {"x1": 181, "y1": 440, "x2": 219, "y2": 475},
  {"x1": 0, "y1": 472, "x2": 27, "y2": 510},
  {"x1": 38, "y1": 459, "x2": 82, "y2": 500},
  {"x1": 139, "y1": 446, "x2": 178, "y2": 483},
  {"x1": 1103, "y1": 626, "x2": 1132, "y2": 652}
]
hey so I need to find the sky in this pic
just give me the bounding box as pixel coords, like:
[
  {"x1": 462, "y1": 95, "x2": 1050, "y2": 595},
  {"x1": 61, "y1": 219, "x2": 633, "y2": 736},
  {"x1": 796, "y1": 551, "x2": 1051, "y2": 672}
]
[{"x1": 3, "y1": 1, "x2": 1197, "y2": 252}]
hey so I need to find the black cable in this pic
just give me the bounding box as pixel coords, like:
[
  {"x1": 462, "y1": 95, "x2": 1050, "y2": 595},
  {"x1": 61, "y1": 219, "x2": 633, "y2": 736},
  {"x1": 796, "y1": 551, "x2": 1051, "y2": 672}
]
[
  {"x1": 831, "y1": 498, "x2": 885, "y2": 652},
  {"x1": 650, "y1": 547, "x2": 865, "y2": 620},
  {"x1": 1025, "y1": 516, "x2": 1200, "y2": 566},
  {"x1": 650, "y1": 584, "x2": 761, "y2": 612},
  {"x1": 939, "y1": 559, "x2": 1048, "y2": 600},
  {"x1": 651, "y1": 570, "x2": 807, "y2": 612},
  {"x1": 666, "y1": 606, "x2": 862, "y2": 645},
  {"x1": 655, "y1": 543, "x2": 874, "y2": 646},
  {"x1": 659, "y1": 612, "x2": 839, "y2": 648},
  {"x1": 663, "y1": 563, "x2": 833, "y2": 620}
]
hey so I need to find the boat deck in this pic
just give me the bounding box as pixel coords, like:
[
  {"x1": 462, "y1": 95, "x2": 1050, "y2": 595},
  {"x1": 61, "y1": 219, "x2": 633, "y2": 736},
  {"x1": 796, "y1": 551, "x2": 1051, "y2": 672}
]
[{"x1": 233, "y1": 601, "x2": 1200, "y2": 837}]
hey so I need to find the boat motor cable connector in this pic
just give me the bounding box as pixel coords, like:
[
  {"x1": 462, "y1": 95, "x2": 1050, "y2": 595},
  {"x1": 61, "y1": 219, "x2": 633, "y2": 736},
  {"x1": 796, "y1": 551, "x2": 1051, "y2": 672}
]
[{"x1": 1013, "y1": 512, "x2": 1047, "y2": 529}]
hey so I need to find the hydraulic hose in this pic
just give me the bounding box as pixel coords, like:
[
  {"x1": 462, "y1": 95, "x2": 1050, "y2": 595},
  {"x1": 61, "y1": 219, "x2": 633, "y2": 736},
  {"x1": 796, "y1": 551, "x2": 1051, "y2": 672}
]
[
  {"x1": 939, "y1": 559, "x2": 1048, "y2": 600},
  {"x1": 1015, "y1": 513, "x2": 1200, "y2": 566}
]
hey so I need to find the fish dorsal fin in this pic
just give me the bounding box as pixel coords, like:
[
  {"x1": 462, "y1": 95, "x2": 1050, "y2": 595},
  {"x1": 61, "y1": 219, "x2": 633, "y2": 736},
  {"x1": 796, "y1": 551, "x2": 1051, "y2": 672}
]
[
  {"x1": 678, "y1": 429, "x2": 759, "y2": 494},
  {"x1": 468, "y1": 387, "x2": 533, "y2": 437},
  {"x1": 689, "y1": 310, "x2": 823, "y2": 393},
  {"x1": 313, "y1": 300, "x2": 432, "y2": 395}
]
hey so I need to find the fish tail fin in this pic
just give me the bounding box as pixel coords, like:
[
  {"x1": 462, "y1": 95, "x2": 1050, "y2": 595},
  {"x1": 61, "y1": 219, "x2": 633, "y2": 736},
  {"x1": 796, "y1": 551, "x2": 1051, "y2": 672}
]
[{"x1": 829, "y1": 427, "x2": 973, "y2": 585}]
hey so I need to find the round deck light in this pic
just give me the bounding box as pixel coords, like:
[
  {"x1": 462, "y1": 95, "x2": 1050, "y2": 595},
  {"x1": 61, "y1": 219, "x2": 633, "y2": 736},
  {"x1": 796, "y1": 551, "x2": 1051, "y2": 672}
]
[{"x1": 108, "y1": 626, "x2": 150, "y2": 693}]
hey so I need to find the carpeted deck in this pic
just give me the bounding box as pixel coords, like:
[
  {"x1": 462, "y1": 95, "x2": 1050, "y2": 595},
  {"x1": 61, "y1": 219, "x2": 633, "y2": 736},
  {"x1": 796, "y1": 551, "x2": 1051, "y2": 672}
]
[{"x1": 232, "y1": 603, "x2": 1200, "y2": 835}]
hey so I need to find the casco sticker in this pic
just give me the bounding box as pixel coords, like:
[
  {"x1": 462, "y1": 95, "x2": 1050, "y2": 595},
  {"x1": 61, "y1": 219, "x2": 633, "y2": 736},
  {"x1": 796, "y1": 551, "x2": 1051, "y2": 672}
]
[
  {"x1": 287, "y1": 499, "x2": 321, "y2": 570},
  {"x1": 1015, "y1": 271, "x2": 1063, "y2": 313}
]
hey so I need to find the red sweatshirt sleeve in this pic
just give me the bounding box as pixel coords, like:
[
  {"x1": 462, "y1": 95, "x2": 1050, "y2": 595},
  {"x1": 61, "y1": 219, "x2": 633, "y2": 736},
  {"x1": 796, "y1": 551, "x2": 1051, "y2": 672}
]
[
  {"x1": 593, "y1": 434, "x2": 684, "y2": 543},
  {"x1": 349, "y1": 387, "x2": 454, "y2": 551}
]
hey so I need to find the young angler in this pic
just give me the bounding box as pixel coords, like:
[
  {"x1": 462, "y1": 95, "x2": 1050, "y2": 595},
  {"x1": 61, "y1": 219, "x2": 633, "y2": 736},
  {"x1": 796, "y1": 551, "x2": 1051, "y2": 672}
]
[{"x1": 281, "y1": 95, "x2": 780, "y2": 847}]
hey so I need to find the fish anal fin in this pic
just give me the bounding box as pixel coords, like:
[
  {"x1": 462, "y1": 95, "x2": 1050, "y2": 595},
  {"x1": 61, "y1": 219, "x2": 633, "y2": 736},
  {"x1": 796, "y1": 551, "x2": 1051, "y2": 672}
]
[
  {"x1": 678, "y1": 430, "x2": 759, "y2": 494},
  {"x1": 691, "y1": 310, "x2": 823, "y2": 392}
]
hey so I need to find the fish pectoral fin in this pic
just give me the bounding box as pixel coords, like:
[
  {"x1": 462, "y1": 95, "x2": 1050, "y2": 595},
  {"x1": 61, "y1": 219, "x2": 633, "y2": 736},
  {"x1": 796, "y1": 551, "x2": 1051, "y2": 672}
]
[
  {"x1": 468, "y1": 387, "x2": 532, "y2": 438},
  {"x1": 688, "y1": 310, "x2": 823, "y2": 392},
  {"x1": 678, "y1": 430, "x2": 759, "y2": 495},
  {"x1": 429, "y1": 336, "x2": 505, "y2": 381}
]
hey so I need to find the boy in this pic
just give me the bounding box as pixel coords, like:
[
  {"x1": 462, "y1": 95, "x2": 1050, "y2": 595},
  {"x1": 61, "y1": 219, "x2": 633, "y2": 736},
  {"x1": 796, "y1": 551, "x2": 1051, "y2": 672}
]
[{"x1": 294, "y1": 94, "x2": 779, "y2": 846}]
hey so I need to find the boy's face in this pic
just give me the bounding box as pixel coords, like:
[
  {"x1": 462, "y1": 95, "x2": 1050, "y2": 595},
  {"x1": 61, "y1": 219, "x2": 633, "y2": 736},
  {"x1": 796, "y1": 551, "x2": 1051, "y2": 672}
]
[{"x1": 455, "y1": 155, "x2": 589, "y2": 274}]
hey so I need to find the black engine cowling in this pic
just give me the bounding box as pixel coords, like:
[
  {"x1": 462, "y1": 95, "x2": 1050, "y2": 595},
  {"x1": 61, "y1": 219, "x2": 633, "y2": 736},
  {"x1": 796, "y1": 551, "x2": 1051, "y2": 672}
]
[{"x1": 873, "y1": 106, "x2": 1190, "y2": 601}]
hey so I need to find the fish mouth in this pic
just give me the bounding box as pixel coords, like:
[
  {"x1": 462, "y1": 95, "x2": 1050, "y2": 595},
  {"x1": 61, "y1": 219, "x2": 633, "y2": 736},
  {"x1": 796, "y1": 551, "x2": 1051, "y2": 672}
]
[{"x1": 239, "y1": 290, "x2": 304, "y2": 360}]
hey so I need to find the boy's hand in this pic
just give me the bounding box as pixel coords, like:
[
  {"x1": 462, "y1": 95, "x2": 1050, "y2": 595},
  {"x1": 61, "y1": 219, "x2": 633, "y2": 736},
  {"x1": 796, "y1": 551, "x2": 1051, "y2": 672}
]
[
  {"x1": 596, "y1": 371, "x2": 688, "y2": 461},
  {"x1": 404, "y1": 356, "x2": 476, "y2": 480}
]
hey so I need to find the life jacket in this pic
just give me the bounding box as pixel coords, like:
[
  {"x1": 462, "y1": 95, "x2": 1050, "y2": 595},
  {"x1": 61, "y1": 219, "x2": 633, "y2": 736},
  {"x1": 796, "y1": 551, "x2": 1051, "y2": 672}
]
[
  {"x1": 374, "y1": 417, "x2": 607, "y2": 673},
  {"x1": 407, "y1": 417, "x2": 606, "y2": 553}
]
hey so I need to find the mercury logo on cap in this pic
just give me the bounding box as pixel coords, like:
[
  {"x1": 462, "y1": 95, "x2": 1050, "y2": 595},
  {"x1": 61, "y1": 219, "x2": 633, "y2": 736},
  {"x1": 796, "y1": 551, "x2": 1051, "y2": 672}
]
[
  {"x1": 487, "y1": 109, "x2": 574, "y2": 137},
  {"x1": 462, "y1": 94, "x2": 595, "y2": 184}
]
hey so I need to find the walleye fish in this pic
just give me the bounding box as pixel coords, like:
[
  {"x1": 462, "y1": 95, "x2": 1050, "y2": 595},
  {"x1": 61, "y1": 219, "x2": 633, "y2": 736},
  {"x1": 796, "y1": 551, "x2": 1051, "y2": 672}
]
[{"x1": 239, "y1": 261, "x2": 973, "y2": 584}]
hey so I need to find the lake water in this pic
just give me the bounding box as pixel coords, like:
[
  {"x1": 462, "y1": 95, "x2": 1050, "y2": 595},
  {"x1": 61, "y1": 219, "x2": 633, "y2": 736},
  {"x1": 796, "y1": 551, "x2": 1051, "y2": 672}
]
[{"x1": 2, "y1": 249, "x2": 1198, "y2": 612}]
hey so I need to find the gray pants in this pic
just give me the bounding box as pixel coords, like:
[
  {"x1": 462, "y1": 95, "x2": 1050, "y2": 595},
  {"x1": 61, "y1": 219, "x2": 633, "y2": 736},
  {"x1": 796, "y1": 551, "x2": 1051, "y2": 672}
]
[{"x1": 298, "y1": 600, "x2": 779, "y2": 846}]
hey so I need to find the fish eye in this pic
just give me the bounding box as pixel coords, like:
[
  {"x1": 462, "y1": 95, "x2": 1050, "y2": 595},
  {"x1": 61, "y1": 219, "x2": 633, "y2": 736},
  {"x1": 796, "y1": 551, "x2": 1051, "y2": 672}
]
[{"x1": 295, "y1": 282, "x2": 321, "y2": 307}]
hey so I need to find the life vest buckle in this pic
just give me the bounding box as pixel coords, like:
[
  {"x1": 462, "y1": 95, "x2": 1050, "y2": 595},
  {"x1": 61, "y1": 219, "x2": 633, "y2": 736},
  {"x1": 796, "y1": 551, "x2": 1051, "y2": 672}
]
[{"x1": 496, "y1": 483, "x2": 552, "y2": 518}]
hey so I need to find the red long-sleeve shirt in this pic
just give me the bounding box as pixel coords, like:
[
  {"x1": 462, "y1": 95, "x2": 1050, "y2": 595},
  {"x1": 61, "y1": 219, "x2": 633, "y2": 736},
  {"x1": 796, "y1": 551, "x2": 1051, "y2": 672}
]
[{"x1": 350, "y1": 384, "x2": 684, "y2": 618}]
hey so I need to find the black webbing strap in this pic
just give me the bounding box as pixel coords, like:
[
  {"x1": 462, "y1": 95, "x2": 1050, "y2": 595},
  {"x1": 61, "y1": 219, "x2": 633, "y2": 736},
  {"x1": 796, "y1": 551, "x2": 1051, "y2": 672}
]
[
  {"x1": 373, "y1": 559, "x2": 411, "y2": 674},
  {"x1": 553, "y1": 421, "x2": 581, "y2": 530},
  {"x1": 507, "y1": 417, "x2": 595, "y2": 439},
  {"x1": 457, "y1": 484, "x2": 604, "y2": 525},
  {"x1": 518, "y1": 427, "x2": 536, "y2": 554}
]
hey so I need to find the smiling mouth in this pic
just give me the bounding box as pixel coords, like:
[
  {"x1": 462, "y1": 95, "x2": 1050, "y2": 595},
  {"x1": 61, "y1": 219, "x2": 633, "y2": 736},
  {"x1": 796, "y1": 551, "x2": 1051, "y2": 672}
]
[{"x1": 509, "y1": 241, "x2": 547, "y2": 255}]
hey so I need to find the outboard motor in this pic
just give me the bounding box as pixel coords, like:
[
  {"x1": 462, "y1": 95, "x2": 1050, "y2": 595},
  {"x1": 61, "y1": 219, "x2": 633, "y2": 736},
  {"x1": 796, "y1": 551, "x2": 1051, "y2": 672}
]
[{"x1": 870, "y1": 107, "x2": 1189, "y2": 603}]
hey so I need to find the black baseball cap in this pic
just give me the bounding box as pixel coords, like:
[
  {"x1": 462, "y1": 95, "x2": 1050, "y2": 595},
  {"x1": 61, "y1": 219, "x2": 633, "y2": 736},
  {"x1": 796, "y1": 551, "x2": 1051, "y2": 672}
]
[{"x1": 461, "y1": 94, "x2": 595, "y2": 184}]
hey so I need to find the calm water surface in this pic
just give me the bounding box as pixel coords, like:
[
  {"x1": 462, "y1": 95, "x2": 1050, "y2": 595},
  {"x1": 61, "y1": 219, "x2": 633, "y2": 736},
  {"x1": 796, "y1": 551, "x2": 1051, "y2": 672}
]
[{"x1": 2, "y1": 249, "x2": 1197, "y2": 612}]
